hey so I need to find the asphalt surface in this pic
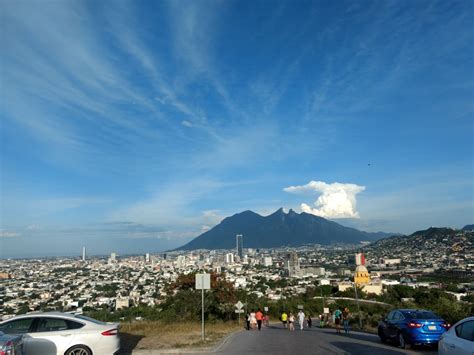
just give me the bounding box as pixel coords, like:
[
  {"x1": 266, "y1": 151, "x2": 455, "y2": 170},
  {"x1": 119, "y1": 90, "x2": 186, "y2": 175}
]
[{"x1": 214, "y1": 325, "x2": 438, "y2": 355}]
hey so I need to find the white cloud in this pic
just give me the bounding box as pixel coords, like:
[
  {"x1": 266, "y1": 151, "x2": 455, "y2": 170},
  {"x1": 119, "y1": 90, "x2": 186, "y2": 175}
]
[
  {"x1": 181, "y1": 120, "x2": 193, "y2": 127},
  {"x1": 284, "y1": 180, "x2": 365, "y2": 219},
  {"x1": 201, "y1": 210, "x2": 223, "y2": 225},
  {"x1": 201, "y1": 225, "x2": 211, "y2": 232},
  {"x1": 109, "y1": 179, "x2": 226, "y2": 225},
  {"x1": 0, "y1": 231, "x2": 20, "y2": 238},
  {"x1": 126, "y1": 230, "x2": 196, "y2": 240}
]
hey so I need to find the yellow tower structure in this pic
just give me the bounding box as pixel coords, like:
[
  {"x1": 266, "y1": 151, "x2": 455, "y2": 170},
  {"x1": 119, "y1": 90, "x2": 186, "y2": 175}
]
[{"x1": 354, "y1": 265, "x2": 370, "y2": 286}]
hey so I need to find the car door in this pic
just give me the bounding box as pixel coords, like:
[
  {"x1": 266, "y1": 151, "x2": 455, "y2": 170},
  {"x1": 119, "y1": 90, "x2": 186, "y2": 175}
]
[
  {"x1": 454, "y1": 320, "x2": 474, "y2": 354},
  {"x1": 389, "y1": 311, "x2": 403, "y2": 338},
  {"x1": 0, "y1": 317, "x2": 35, "y2": 335},
  {"x1": 25, "y1": 317, "x2": 75, "y2": 355},
  {"x1": 383, "y1": 311, "x2": 395, "y2": 339},
  {"x1": 394, "y1": 311, "x2": 405, "y2": 334}
]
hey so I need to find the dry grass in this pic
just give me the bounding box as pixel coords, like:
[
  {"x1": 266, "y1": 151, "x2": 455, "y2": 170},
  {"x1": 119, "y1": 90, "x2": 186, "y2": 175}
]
[{"x1": 120, "y1": 320, "x2": 242, "y2": 351}]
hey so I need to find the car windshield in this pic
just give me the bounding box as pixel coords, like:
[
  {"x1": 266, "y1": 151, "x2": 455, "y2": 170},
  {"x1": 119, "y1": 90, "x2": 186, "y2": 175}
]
[
  {"x1": 405, "y1": 311, "x2": 441, "y2": 320},
  {"x1": 74, "y1": 315, "x2": 107, "y2": 325}
]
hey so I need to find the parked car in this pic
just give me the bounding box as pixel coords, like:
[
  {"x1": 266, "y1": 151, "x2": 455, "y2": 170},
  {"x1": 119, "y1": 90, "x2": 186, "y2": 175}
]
[
  {"x1": 378, "y1": 309, "x2": 450, "y2": 348},
  {"x1": 0, "y1": 330, "x2": 23, "y2": 355},
  {"x1": 438, "y1": 316, "x2": 474, "y2": 355},
  {"x1": 0, "y1": 312, "x2": 119, "y2": 355}
]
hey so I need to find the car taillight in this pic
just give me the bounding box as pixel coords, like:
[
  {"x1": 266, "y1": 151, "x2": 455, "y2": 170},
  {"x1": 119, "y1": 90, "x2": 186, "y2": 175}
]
[
  {"x1": 101, "y1": 328, "x2": 118, "y2": 336},
  {"x1": 0, "y1": 340, "x2": 14, "y2": 355},
  {"x1": 408, "y1": 322, "x2": 422, "y2": 328},
  {"x1": 441, "y1": 323, "x2": 450, "y2": 329}
]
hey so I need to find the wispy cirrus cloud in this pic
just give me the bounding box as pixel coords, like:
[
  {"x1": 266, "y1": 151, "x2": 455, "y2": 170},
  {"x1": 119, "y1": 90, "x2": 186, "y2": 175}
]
[
  {"x1": 165, "y1": 0, "x2": 241, "y2": 120},
  {"x1": 109, "y1": 178, "x2": 227, "y2": 226},
  {"x1": 2, "y1": 1, "x2": 188, "y2": 169},
  {"x1": 304, "y1": 1, "x2": 473, "y2": 122},
  {"x1": 0, "y1": 231, "x2": 20, "y2": 238}
]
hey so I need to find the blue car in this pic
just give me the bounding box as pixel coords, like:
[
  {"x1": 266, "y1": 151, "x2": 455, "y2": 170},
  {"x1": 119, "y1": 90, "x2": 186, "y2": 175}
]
[{"x1": 378, "y1": 309, "x2": 450, "y2": 348}]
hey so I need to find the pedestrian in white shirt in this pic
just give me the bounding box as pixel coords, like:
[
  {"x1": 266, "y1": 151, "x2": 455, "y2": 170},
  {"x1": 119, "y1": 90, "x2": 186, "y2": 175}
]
[{"x1": 298, "y1": 310, "x2": 305, "y2": 331}]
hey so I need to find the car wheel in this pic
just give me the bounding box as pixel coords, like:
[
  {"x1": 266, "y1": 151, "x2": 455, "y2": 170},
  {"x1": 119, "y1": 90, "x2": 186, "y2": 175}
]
[
  {"x1": 398, "y1": 332, "x2": 410, "y2": 349},
  {"x1": 378, "y1": 328, "x2": 387, "y2": 343},
  {"x1": 65, "y1": 345, "x2": 92, "y2": 355}
]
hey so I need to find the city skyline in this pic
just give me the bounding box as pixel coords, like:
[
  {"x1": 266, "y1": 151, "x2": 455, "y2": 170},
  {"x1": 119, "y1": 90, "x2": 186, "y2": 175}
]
[{"x1": 1, "y1": 0, "x2": 473, "y2": 258}]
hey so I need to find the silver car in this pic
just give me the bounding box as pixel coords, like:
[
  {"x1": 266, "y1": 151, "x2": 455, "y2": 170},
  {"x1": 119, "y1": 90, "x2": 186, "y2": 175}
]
[
  {"x1": 438, "y1": 316, "x2": 474, "y2": 355},
  {"x1": 0, "y1": 312, "x2": 119, "y2": 355}
]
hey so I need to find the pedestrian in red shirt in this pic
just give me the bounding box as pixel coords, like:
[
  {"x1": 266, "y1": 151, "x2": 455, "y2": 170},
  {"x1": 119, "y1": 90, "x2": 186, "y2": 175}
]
[{"x1": 256, "y1": 309, "x2": 264, "y2": 331}]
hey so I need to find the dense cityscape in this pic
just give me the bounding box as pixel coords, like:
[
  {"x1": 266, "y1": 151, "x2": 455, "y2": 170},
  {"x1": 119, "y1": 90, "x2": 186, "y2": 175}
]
[{"x1": 2, "y1": 228, "x2": 472, "y2": 321}]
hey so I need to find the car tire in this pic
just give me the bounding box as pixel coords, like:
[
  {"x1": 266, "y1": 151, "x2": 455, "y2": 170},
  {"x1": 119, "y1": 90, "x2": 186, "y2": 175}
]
[
  {"x1": 378, "y1": 328, "x2": 387, "y2": 343},
  {"x1": 65, "y1": 345, "x2": 92, "y2": 355},
  {"x1": 398, "y1": 332, "x2": 410, "y2": 349}
]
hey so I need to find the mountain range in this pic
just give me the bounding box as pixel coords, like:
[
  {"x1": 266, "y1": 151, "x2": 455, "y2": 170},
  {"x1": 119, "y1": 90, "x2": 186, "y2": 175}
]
[
  {"x1": 362, "y1": 226, "x2": 474, "y2": 255},
  {"x1": 176, "y1": 208, "x2": 396, "y2": 250}
]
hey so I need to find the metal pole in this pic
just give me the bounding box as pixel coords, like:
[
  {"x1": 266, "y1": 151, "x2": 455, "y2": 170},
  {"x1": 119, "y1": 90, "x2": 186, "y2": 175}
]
[
  {"x1": 201, "y1": 278, "x2": 205, "y2": 341},
  {"x1": 320, "y1": 287, "x2": 325, "y2": 311},
  {"x1": 354, "y1": 284, "x2": 362, "y2": 329}
]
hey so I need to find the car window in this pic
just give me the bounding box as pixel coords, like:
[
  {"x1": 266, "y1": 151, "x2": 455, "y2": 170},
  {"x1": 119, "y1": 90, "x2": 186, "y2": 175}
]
[
  {"x1": 66, "y1": 320, "x2": 85, "y2": 330},
  {"x1": 386, "y1": 311, "x2": 394, "y2": 321},
  {"x1": 455, "y1": 321, "x2": 474, "y2": 342},
  {"x1": 74, "y1": 314, "x2": 107, "y2": 325},
  {"x1": 394, "y1": 312, "x2": 405, "y2": 321},
  {"x1": 405, "y1": 311, "x2": 441, "y2": 319},
  {"x1": 36, "y1": 318, "x2": 69, "y2": 332},
  {"x1": 0, "y1": 318, "x2": 34, "y2": 334}
]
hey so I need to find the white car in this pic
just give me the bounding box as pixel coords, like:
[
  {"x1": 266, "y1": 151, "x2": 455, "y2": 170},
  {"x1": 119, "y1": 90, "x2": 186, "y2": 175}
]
[
  {"x1": 438, "y1": 316, "x2": 474, "y2": 355},
  {"x1": 0, "y1": 312, "x2": 120, "y2": 355}
]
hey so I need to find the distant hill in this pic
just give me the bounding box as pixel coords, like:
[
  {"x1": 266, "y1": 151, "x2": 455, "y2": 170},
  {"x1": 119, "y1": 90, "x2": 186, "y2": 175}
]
[
  {"x1": 462, "y1": 224, "x2": 474, "y2": 231},
  {"x1": 363, "y1": 227, "x2": 474, "y2": 254},
  {"x1": 175, "y1": 208, "x2": 395, "y2": 250}
]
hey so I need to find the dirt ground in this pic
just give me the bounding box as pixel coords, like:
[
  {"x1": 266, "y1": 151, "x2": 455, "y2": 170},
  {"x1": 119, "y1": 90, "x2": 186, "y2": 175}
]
[{"x1": 120, "y1": 321, "x2": 243, "y2": 351}]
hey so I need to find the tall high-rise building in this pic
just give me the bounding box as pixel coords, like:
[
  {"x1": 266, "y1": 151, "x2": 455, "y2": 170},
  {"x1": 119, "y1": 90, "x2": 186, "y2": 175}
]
[
  {"x1": 225, "y1": 253, "x2": 234, "y2": 264},
  {"x1": 108, "y1": 252, "x2": 118, "y2": 265},
  {"x1": 236, "y1": 234, "x2": 243, "y2": 259},
  {"x1": 82, "y1": 246, "x2": 86, "y2": 262},
  {"x1": 263, "y1": 256, "x2": 273, "y2": 267},
  {"x1": 145, "y1": 253, "x2": 150, "y2": 263},
  {"x1": 285, "y1": 252, "x2": 300, "y2": 277},
  {"x1": 176, "y1": 255, "x2": 186, "y2": 268}
]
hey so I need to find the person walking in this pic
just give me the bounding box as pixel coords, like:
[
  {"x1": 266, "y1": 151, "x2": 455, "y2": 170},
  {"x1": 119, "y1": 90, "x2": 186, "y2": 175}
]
[
  {"x1": 334, "y1": 308, "x2": 342, "y2": 334},
  {"x1": 281, "y1": 311, "x2": 288, "y2": 329},
  {"x1": 289, "y1": 312, "x2": 295, "y2": 331},
  {"x1": 298, "y1": 310, "x2": 305, "y2": 331},
  {"x1": 245, "y1": 312, "x2": 251, "y2": 331},
  {"x1": 264, "y1": 313, "x2": 270, "y2": 327},
  {"x1": 256, "y1": 308, "x2": 264, "y2": 331},
  {"x1": 250, "y1": 310, "x2": 257, "y2": 330},
  {"x1": 307, "y1": 314, "x2": 312, "y2": 328},
  {"x1": 342, "y1": 307, "x2": 350, "y2": 334}
]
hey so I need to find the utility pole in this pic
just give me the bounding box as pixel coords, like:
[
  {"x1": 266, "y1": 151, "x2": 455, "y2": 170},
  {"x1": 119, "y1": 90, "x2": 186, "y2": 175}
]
[
  {"x1": 201, "y1": 281, "x2": 204, "y2": 341},
  {"x1": 320, "y1": 286, "x2": 325, "y2": 313},
  {"x1": 353, "y1": 284, "x2": 363, "y2": 329}
]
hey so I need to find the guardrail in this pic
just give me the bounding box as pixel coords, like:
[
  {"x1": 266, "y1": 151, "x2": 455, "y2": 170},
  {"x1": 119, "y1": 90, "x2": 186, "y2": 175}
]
[{"x1": 313, "y1": 296, "x2": 391, "y2": 307}]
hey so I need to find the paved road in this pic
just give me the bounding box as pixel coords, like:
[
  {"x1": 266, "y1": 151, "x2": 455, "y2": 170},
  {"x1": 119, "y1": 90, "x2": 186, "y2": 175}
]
[{"x1": 215, "y1": 325, "x2": 438, "y2": 355}]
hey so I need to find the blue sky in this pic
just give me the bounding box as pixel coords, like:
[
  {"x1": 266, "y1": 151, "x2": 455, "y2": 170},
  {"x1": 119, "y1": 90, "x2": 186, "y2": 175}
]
[{"x1": 1, "y1": 0, "x2": 473, "y2": 258}]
